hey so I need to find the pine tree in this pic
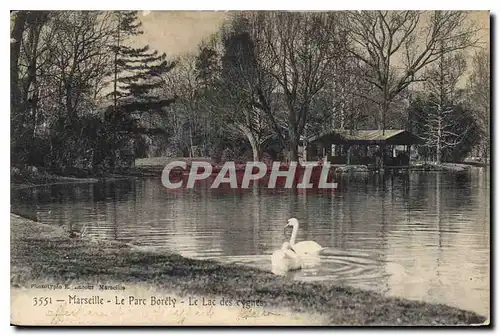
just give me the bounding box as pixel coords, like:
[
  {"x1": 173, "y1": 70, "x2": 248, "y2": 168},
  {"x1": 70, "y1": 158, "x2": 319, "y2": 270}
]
[{"x1": 107, "y1": 11, "x2": 175, "y2": 129}]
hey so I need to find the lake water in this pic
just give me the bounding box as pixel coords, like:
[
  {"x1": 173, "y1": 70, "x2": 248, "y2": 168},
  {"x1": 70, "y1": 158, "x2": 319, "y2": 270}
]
[{"x1": 11, "y1": 169, "x2": 490, "y2": 317}]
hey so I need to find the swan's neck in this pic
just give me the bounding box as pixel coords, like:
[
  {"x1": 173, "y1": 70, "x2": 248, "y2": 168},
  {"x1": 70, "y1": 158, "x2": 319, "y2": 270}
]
[{"x1": 289, "y1": 224, "x2": 298, "y2": 245}]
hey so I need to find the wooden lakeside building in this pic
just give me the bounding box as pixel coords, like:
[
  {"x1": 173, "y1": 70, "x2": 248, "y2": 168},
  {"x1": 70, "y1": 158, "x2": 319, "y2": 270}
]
[{"x1": 305, "y1": 129, "x2": 422, "y2": 168}]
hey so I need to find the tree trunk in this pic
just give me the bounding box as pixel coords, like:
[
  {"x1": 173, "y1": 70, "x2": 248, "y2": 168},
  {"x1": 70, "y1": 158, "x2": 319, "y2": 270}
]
[
  {"x1": 252, "y1": 144, "x2": 262, "y2": 162},
  {"x1": 25, "y1": 19, "x2": 44, "y2": 165},
  {"x1": 10, "y1": 11, "x2": 28, "y2": 114},
  {"x1": 189, "y1": 125, "x2": 194, "y2": 158},
  {"x1": 66, "y1": 87, "x2": 78, "y2": 127},
  {"x1": 238, "y1": 124, "x2": 261, "y2": 162},
  {"x1": 380, "y1": 99, "x2": 389, "y2": 134},
  {"x1": 248, "y1": 134, "x2": 261, "y2": 162},
  {"x1": 289, "y1": 136, "x2": 299, "y2": 163},
  {"x1": 436, "y1": 137, "x2": 442, "y2": 164},
  {"x1": 436, "y1": 105, "x2": 442, "y2": 164},
  {"x1": 113, "y1": 12, "x2": 121, "y2": 116}
]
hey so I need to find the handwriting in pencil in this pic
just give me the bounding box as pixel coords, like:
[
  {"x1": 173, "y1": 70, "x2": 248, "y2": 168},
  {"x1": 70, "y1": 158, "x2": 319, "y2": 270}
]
[{"x1": 45, "y1": 303, "x2": 82, "y2": 325}]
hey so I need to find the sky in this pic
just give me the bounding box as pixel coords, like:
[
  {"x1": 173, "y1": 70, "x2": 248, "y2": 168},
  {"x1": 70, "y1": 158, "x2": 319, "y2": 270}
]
[
  {"x1": 136, "y1": 10, "x2": 490, "y2": 58},
  {"x1": 137, "y1": 11, "x2": 228, "y2": 58}
]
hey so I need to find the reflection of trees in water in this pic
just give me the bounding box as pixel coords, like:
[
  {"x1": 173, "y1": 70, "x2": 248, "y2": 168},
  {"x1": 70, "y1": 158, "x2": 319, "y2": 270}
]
[
  {"x1": 385, "y1": 169, "x2": 489, "y2": 313},
  {"x1": 112, "y1": 186, "x2": 119, "y2": 240},
  {"x1": 12, "y1": 178, "x2": 137, "y2": 209},
  {"x1": 251, "y1": 183, "x2": 261, "y2": 251},
  {"x1": 435, "y1": 173, "x2": 444, "y2": 283},
  {"x1": 299, "y1": 172, "x2": 393, "y2": 253},
  {"x1": 12, "y1": 170, "x2": 488, "y2": 256},
  {"x1": 441, "y1": 172, "x2": 475, "y2": 210},
  {"x1": 406, "y1": 172, "x2": 476, "y2": 214}
]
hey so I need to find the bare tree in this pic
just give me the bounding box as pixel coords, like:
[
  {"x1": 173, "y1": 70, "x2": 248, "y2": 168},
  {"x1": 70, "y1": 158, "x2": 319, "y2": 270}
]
[
  {"x1": 10, "y1": 11, "x2": 28, "y2": 115},
  {"x1": 163, "y1": 55, "x2": 203, "y2": 156},
  {"x1": 419, "y1": 48, "x2": 471, "y2": 163},
  {"x1": 252, "y1": 11, "x2": 344, "y2": 162},
  {"x1": 17, "y1": 12, "x2": 54, "y2": 136},
  {"x1": 47, "y1": 11, "x2": 114, "y2": 127},
  {"x1": 344, "y1": 10, "x2": 478, "y2": 134},
  {"x1": 467, "y1": 49, "x2": 490, "y2": 162}
]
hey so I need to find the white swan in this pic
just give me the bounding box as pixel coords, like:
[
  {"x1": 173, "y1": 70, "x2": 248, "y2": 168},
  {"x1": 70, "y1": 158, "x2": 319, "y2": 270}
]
[
  {"x1": 271, "y1": 242, "x2": 302, "y2": 274},
  {"x1": 285, "y1": 218, "x2": 323, "y2": 255}
]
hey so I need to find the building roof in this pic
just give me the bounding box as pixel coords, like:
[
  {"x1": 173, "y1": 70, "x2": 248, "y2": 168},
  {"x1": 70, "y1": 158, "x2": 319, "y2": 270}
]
[{"x1": 309, "y1": 129, "x2": 421, "y2": 145}]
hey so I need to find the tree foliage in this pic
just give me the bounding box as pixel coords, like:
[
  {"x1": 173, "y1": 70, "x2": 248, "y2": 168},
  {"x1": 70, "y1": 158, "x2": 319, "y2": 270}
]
[
  {"x1": 11, "y1": 10, "x2": 487, "y2": 173},
  {"x1": 11, "y1": 10, "x2": 176, "y2": 173}
]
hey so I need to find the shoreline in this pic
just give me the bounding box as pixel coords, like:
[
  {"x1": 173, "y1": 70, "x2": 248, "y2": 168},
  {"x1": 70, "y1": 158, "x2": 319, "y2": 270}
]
[
  {"x1": 10, "y1": 167, "x2": 138, "y2": 190},
  {"x1": 10, "y1": 213, "x2": 488, "y2": 326},
  {"x1": 10, "y1": 159, "x2": 484, "y2": 191},
  {"x1": 134, "y1": 159, "x2": 482, "y2": 176}
]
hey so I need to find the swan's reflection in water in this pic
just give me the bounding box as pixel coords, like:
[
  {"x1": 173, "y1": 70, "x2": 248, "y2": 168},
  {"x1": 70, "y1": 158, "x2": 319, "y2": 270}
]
[{"x1": 212, "y1": 247, "x2": 392, "y2": 290}]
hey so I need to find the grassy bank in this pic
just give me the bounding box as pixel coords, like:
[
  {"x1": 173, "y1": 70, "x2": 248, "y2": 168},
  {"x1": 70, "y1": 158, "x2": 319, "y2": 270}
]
[{"x1": 10, "y1": 214, "x2": 487, "y2": 326}]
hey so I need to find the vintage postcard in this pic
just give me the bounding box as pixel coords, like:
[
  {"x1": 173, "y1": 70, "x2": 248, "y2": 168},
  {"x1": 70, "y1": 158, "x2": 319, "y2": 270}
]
[{"x1": 10, "y1": 10, "x2": 490, "y2": 326}]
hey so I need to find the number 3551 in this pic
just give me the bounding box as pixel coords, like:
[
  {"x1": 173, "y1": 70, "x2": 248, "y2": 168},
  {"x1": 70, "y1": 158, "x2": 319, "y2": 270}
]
[{"x1": 32, "y1": 297, "x2": 52, "y2": 306}]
